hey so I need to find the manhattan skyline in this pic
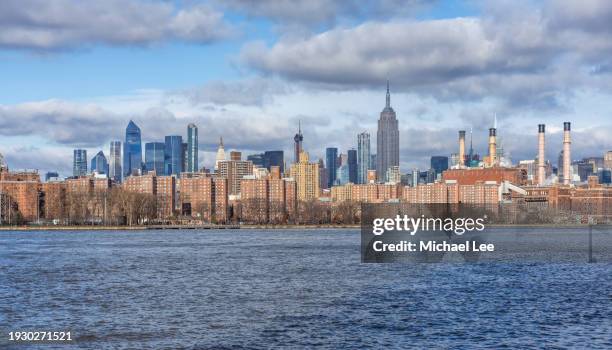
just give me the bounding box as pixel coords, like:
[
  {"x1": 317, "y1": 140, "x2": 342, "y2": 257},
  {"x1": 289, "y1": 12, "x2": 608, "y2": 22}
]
[{"x1": 1, "y1": 0, "x2": 612, "y2": 176}]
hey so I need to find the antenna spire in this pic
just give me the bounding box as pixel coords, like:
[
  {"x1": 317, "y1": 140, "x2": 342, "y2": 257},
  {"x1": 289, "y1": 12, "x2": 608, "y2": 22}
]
[{"x1": 385, "y1": 80, "x2": 390, "y2": 108}]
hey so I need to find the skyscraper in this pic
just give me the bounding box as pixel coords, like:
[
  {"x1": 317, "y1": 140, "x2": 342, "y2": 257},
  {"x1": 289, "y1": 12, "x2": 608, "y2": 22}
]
[
  {"x1": 430, "y1": 156, "x2": 449, "y2": 178},
  {"x1": 164, "y1": 135, "x2": 183, "y2": 175},
  {"x1": 289, "y1": 151, "x2": 320, "y2": 200},
  {"x1": 182, "y1": 142, "x2": 188, "y2": 173},
  {"x1": 325, "y1": 147, "x2": 338, "y2": 188},
  {"x1": 247, "y1": 154, "x2": 265, "y2": 168},
  {"x1": 145, "y1": 142, "x2": 165, "y2": 175},
  {"x1": 215, "y1": 137, "x2": 225, "y2": 171},
  {"x1": 109, "y1": 140, "x2": 122, "y2": 182},
  {"x1": 90, "y1": 151, "x2": 108, "y2": 176},
  {"x1": 294, "y1": 121, "x2": 303, "y2": 163},
  {"x1": 347, "y1": 149, "x2": 357, "y2": 184},
  {"x1": 123, "y1": 120, "x2": 142, "y2": 178},
  {"x1": 73, "y1": 149, "x2": 87, "y2": 177},
  {"x1": 187, "y1": 123, "x2": 198, "y2": 173},
  {"x1": 357, "y1": 132, "x2": 371, "y2": 184},
  {"x1": 376, "y1": 81, "x2": 399, "y2": 182},
  {"x1": 264, "y1": 151, "x2": 284, "y2": 174}
]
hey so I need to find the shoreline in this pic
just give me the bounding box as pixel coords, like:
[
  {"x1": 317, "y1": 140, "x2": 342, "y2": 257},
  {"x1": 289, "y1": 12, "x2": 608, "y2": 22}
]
[{"x1": 0, "y1": 223, "x2": 606, "y2": 231}]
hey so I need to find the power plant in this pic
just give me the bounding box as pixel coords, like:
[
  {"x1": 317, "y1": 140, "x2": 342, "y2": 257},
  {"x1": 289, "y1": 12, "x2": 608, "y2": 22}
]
[
  {"x1": 538, "y1": 124, "x2": 545, "y2": 185},
  {"x1": 563, "y1": 122, "x2": 571, "y2": 185},
  {"x1": 488, "y1": 128, "x2": 497, "y2": 167},
  {"x1": 458, "y1": 130, "x2": 466, "y2": 168}
]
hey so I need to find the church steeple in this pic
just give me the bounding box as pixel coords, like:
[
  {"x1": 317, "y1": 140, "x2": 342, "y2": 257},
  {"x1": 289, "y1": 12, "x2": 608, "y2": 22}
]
[{"x1": 386, "y1": 80, "x2": 390, "y2": 108}]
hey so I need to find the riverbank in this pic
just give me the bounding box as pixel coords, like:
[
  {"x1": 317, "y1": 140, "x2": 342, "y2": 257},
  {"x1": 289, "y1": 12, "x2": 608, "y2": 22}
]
[{"x1": 1, "y1": 223, "x2": 607, "y2": 231}]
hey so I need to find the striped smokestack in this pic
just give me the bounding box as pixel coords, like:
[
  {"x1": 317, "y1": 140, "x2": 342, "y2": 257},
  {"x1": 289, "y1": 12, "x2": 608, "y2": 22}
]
[
  {"x1": 488, "y1": 128, "x2": 497, "y2": 167},
  {"x1": 563, "y1": 122, "x2": 571, "y2": 185},
  {"x1": 458, "y1": 130, "x2": 466, "y2": 167},
  {"x1": 538, "y1": 124, "x2": 545, "y2": 185}
]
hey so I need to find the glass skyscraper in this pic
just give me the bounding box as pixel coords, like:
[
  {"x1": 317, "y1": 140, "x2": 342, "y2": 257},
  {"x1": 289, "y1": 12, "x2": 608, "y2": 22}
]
[
  {"x1": 145, "y1": 142, "x2": 165, "y2": 175},
  {"x1": 376, "y1": 81, "x2": 399, "y2": 182},
  {"x1": 187, "y1": 123, "x2": 198, "y2": 172},
  {"x1": 73, "y1": 149, "x2": 87, "y2": 177},
  {"x1": 348, "y1": 149, "x2": 357, "y2": 184},
  {"x1": 109, "y1": 140, "x2": 122, "y2": 182},
  {"x1": 264, "y1": 150, "x2": 284, "y2": 174},
  {"x1": 164, "y1": 135, "x2": 183, "y2": 175},
  {"x1": 325, "y1": 147, "x2": 338, "y2": 188},
  {"x1": 247, "y1": 153, "x2": 265, "y2": 168},
  {"x1": 123, "y1": 120, "x2": 142, "y2": 178},
  {"x1": 357, "y1": 132, "x2": 371, "y2": 184},
  {"x1": 90, "y1": 151, "x2": 108, "y2": 176},
  {"x1": 430, "y1": 156, "x2": 449, "y2": 178}
]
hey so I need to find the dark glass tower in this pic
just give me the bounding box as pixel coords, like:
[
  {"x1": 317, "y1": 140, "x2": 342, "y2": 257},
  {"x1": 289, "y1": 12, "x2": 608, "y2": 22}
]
[
  {"x1": 187, "y1": 123, "x2": 198, "y2": 172},
  {"x1": 73, "y1": 149, "x2": 87, "y2": 177},
  {"x1": 348, "y1": 149, "x2": 358, "y2": 184},
  {"x1": 145, "y1": 142, "x2": 165, "y2": 175},
  {"x1": 430, "y1": 156, "x2": 449, "y2": 177},
  {"x1": 325, "y1": 147, "x2": 338, "y2": 188},
  {"x1": 164, "y1": 135, "x2": 183, "y2": 175},
  {"x1": 264, "y1": 151, "x2": 284, "y2": 174},
  {"x1": 247, "y1": 153, "x2": 265, "y2": 168},
  {"x1": 123, "y1": 120, "x2": 142, "y2": 178},
  {"x1": 90, "y1": 150, "x2": 108, "y2": 176},
  {"x1": 376, "y1": 81, "x2": 399, "y2": 182}
]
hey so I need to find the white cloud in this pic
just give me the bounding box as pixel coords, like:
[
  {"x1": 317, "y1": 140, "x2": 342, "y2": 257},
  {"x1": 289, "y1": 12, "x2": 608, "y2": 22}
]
[{"x1": 0, "y1": 0, "x2": 235, "y2": 50}]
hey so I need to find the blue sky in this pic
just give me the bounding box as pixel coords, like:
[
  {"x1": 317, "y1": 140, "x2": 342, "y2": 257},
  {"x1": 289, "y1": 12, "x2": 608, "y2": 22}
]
[{"x1": 0, "y1": 0, "x2": 611, "y2": 176}]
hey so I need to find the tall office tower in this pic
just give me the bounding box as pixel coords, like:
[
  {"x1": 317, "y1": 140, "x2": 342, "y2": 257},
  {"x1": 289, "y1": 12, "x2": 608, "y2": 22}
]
[
  {"x1": 538, "y1": 124, "x2": 546, "y2": 185},
  {"x1": 123, "y1": 120, "x2": 142, "y2": 178},
  {"x1": 369, "y1": 154, "x2": 376, "y2": 170},
  {"x1": 289, "y1": 151, "x2": 320, "y2": 200},
  {"x1": 145, "y1": 142, "x2": 165, "y2": 175},
  {"x1": 563, "y1": 122, "x2": 571, "y2": 185},
  {"x1": 605, "y1": 151, "x2": 612, "y2": 169},
  {"x1": 347, "y1": 149, "x2": 357, "y2": 184},
  {"x1": 217, "y1": 152, "x2": 254, "y2": 195},
  {"x1": 164, "y1": 135, "x2": 183, "y2": 175},
  {"x1": 376, "y1": 81, "x2": 399, "y2": 182},
  {"x1": 293, "y1": 121, "x2": 303, "y2": 163},
  {"x1": 90, "y1": 151, "x2": 108, "y2": 176},
  {"x1": 109, "y1": 141, "x2": 122, "y2": 182},
  {"x1": 458, "y1": 130, "x2": 466, "y2": 167},
  {"x1": 357, "y1": 132, "x2": 371, "y2": 184},
  {"x1": 468, "y1": 128, "x2": 475, "y2": 166},
  {"x1": 488, "y1": 128, "x2": 497, "y2": 167},
  {"x1": 187, "y1": 123, "x2": 198, "y2": 173},
  {"x1": 247, "y1": 153, "x2": 265, "y2": 168},
  {"x1": 264, "y1": 151, "x2": 284, "y2": 174},
  {"x1": 412, "y1": 168, "x2": 419, "y2": 186},
  {"x1": 430, "y1": 156, "x2": 449, "y2": 177},
  {"x1": 182, "y1": 142, "x2": 188, "y2": 173},
  {"x1": 325, "y1": 147, "x2": 338, "y2": 188},
  {"x1": 318, "y1": 159, "x2": 328, "y2": 189},
  {"x1": 73, "y1": 149, "x2": 87, "y2": 177},
  {"x1": 215, "y1": 137, "x2": 225, "y2": 171},
  {"x1": 386, "y1": 165, "x2": 401, "y2": 184}
]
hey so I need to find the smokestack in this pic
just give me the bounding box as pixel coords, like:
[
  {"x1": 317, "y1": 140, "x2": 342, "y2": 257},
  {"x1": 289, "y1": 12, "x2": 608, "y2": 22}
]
[
  {"x1": 563, "y1": 122, "x2": 571, "y2": 185},
  {"x1": 488, "y1": 128, "x2": 497, "y2": 167},
  {"x1": 458, "y1": 130, "x2": 466, "y2": 167},
  {"x1": 538, "y1": 124, "x2": 545, "y2": 185}
]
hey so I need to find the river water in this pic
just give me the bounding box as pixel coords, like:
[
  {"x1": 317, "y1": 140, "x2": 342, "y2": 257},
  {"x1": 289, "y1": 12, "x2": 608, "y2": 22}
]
[{"x1": 1, "y1": 228, "x2": 611, "y2": 349}]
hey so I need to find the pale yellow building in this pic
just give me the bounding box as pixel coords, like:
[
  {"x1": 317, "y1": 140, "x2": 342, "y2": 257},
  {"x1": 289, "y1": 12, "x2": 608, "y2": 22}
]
[{"x1": 289, "y1": 151, "x2": 320, "y2": 201}]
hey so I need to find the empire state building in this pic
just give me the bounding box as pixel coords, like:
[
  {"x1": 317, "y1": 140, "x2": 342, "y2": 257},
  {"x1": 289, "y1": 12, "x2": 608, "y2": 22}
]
[{"x1": 376, "y1": 81, "x2": 399, "y2": 182}]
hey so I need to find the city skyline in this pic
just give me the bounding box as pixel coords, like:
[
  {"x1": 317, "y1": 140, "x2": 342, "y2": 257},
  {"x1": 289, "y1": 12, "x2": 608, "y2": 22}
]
[{"x1": 1, "y1": 1, "x2": 612, "y2": 176}]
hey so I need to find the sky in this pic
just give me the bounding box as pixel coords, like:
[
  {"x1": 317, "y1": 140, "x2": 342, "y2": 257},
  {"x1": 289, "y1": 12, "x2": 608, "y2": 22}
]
[{"x1": 0, "y1": 0, "x2": 611, "y2": 177}]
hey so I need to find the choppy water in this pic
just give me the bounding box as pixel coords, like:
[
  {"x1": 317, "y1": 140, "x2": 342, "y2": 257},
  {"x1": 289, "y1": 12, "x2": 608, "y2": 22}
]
[{"x1": 1, "y1": 229, "x2": 611, "y2": 349}]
